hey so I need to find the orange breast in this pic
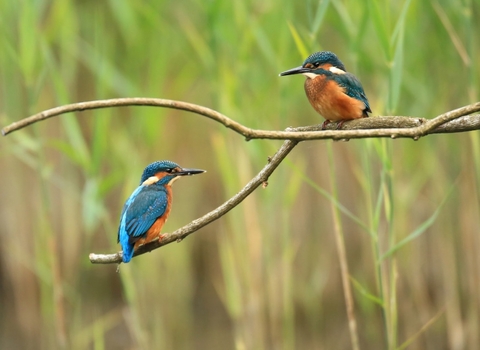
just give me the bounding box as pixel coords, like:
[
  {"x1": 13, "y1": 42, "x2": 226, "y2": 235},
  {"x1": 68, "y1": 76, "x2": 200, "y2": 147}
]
[{"x1": 304, "y1": 76, "x2": 365, "y2": 121}]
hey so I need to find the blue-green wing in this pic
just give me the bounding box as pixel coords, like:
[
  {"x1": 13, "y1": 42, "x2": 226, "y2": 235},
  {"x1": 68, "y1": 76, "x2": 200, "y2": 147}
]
[
  {"x1": 334, "y1": 73, "x2": 372, "y2": 113},
  {"x1": 118, "y1": 186, "x2": 168, "y2": 244}
]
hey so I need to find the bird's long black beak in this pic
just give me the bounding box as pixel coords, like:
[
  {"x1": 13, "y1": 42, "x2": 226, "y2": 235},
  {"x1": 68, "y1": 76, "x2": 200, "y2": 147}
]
[
  {"x1": 176, "y1": 168, "x2": 206, "y2": 176},
  {"x1": 279, "y1": 66, "x2": 310, "y2": 76}
]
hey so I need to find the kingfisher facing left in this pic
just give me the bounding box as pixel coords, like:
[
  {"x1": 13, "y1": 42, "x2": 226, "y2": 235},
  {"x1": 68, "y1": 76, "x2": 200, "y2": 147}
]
[
  {"x1": 117, "y1": 160, "x2": 205, "y2": 263},
  {"x1": 280, "y1": 51, "x2": 371, "y2": 128}
]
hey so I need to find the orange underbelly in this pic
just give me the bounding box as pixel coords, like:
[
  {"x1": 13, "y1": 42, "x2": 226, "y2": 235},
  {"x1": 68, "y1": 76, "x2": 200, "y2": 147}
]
[
  {"x1": 133, "y1": 191, "x2": 172, "y2": 249},
  {"x1": 133, "y1": 217, "x2": 167, "y2": 249},
  {"x1": 305, "y1": 78, "x2": 365, "y2": 121}
]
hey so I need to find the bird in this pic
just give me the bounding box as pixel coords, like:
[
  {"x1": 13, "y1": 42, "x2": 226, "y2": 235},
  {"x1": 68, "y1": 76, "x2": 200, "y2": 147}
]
[
  {"x1": 279, "y1": 51, "x2": 371, "y2": 129},
  {"x1": 117, "y1": 160, "x2": 205, "y2": 263}
]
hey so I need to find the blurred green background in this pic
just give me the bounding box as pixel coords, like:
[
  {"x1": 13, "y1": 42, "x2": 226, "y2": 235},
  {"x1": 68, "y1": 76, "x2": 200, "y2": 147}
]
[{"x1": 1, "y1": 0, "x2": 479, "y2": 349}]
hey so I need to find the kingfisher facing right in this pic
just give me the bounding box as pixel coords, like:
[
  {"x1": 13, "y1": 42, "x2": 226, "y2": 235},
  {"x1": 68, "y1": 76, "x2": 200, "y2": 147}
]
[
  {"x1": 280, "y1": 51, "x2": 371, "y2": 129},
  {"x1": 117, "y1": 160, "x2": 205, "y2": 263}
]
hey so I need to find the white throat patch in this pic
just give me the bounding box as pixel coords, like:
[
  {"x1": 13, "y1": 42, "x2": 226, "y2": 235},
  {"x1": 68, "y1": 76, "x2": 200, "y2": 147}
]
[
  {"x1": 142, "y1": 176, "x2": 159, "y2": 186},
  {"x1": 329, "y1": 67, "x2": 346, "y2": 74},
  {"x1": 302, "y1": 72, "x2": 318, "y2": 79},
  {"x1": 168, "y1": 176, "x2": 181, "y2": 186}
]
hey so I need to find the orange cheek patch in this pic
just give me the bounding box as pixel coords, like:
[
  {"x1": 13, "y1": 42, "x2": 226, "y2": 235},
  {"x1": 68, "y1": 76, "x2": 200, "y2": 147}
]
[
  {"x1": 155, "y1": 171, "x2": 168, "y2": 179},
  {"x1": 319, "y1": 63, "x2": 332, "y2": 70}
]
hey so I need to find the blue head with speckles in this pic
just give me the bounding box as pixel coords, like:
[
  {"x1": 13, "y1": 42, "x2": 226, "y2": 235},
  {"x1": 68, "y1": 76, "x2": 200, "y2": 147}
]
[
  {"x1": 140, "y1": 160, "x2": 180, "y2": 184},
  {"x1": 279, "y1": 51, "x2": 347, "y2": 77},
  {"x1": 302, "y1": 51, "x2": 346, "y2": 72},
  {"x1": 140, "y1": 160, "x2": 205, "y2": 186}
]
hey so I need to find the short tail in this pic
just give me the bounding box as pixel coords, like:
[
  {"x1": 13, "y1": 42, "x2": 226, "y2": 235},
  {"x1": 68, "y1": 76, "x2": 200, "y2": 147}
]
[
  {"x1": 121, "y1": 244, "x2": 134, "y2": 263},
  {"x1": 119, "y1": 230, "x2": 135, "y2": 263}
]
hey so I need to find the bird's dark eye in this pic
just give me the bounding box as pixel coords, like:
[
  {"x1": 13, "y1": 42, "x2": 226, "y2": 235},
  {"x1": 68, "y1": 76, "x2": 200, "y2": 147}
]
[
  {"x1": 169, "y1": 167, "x2": 180, "y2": 173},
  {"x1": 166, "y1": 168, "x2": 175, "y2": 173},
  {"x1": 314, "y1": 62, "x2": 320, "y2": 67}
]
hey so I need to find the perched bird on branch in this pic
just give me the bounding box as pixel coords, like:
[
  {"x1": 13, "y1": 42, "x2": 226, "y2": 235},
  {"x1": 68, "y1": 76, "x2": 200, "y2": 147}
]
[
  {"x1": 118, "y1": 160, "x2": 205, "y2": 263},
  {"x1": 280, "y1": 51, "x2": 371, "y2": 129}
]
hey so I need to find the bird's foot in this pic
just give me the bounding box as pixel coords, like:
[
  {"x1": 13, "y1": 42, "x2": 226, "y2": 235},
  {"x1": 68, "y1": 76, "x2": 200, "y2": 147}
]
[
  {"x1": 321, "y1": 120, "x2": 331, "y2": 130},
  {"x1": 335, "y1": 120, "x2": 347, "y2": 129}
]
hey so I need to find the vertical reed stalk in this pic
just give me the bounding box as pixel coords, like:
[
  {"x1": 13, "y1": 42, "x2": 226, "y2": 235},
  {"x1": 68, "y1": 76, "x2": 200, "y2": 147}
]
[{"x1": 327, "y1": 143, "x2": 360, "y2": 350}]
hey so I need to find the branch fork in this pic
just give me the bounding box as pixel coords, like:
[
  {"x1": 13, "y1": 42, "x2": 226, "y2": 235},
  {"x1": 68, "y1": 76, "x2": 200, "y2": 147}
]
[{"x1": 2, "y1": 98, "x2": 480, "y2": 264}]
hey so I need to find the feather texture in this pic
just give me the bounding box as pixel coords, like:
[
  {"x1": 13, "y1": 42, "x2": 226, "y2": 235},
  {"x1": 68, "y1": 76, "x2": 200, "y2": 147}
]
[
  {"x1": 304, "y1": 69, "x2": 370, "y2": 121},
  {"x1": 118, "y1": 184, "x2": 170, "y2": 263}
]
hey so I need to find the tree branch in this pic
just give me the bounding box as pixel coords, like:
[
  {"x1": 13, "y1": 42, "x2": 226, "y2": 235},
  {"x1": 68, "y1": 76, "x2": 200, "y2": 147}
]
[
  {"x1": 88, "y1": 139, "x2": 298, "y2": 264},
  {"x1": 3, "y1": 98, "x2": 480, "y2": 264},
  {"x1": 2, "y1": 98, "x2": 480, "y2": 141}
]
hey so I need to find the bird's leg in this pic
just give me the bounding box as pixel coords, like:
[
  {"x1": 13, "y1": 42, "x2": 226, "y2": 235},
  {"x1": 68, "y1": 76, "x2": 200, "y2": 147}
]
[
  {"x1": 321, "y1": 120, "x2": 332, "y2": 130},
  {"x1": 335, "y1": 120, "x2": 347, "y2": 129},
  {"x1": 132, "y1": 234, "x2": 165, "y2": 254},
  {"x1": 136, "y1": 234, "x2": 165, "y2": 248}
]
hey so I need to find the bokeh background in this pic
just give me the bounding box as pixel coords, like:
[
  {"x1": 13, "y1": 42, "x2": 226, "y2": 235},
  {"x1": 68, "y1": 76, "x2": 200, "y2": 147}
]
[{"x1": 1, "y1": 1, "x2": 479, "y2": 349}]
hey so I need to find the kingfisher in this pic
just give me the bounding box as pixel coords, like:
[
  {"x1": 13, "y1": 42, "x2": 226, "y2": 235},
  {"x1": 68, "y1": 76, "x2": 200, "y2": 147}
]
[
  {"x1": 117, "y1": 160, "x2": 205, "y2": 263},
  {"x1": 280, "y1": 51, "x2": 371, "y2": 129}
]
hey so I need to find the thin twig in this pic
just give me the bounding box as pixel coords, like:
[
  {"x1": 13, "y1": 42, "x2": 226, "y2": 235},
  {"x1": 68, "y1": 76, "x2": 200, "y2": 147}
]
[
  {"x1": 88, "y1": 140, "x2": 299, "y2": 264},
  {"x1": 2, "y1": 98, "x2": 480, "y2": 140}
]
